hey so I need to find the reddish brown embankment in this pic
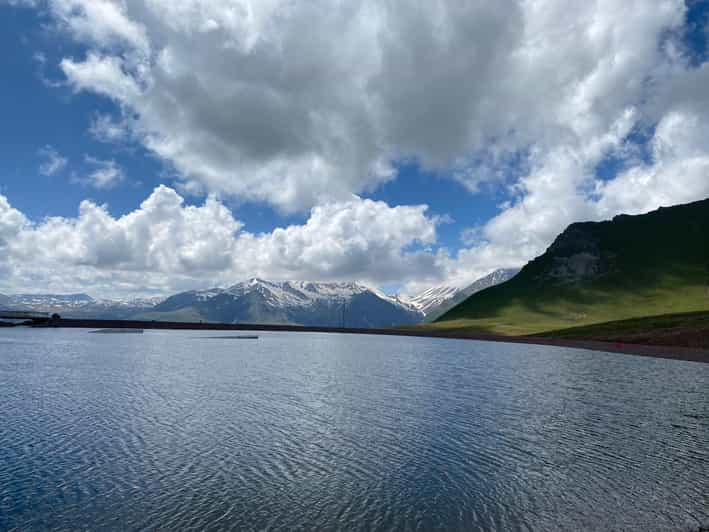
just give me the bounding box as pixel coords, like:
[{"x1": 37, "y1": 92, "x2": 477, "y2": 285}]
[{"x1": 26, "y1": 318, "x2": 709, "y2": 364}]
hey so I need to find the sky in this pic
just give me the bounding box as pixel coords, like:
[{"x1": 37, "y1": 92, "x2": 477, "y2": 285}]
[{"x1": 1, "y1": 0, "x2": 709, "y2": 299}]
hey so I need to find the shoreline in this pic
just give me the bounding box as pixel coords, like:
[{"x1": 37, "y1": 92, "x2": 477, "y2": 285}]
[{"x1": 17, "y1": 317, "x2": 709, "y2": 364}]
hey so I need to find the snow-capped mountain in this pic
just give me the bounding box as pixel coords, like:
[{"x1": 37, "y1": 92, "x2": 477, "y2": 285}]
[
  {"x1": 147, "y1": 278, "x2": 424, "y2": 327},
  {"x1": 9, "y1": 293, "x2": 94, "y2": 309},
  {"x1": 0, "y1": 293, "x2": 163, "y2": 319},
  {"x1": 0, "y1": 270, "x2": 517, "y2": 326},
  {"x1": 409, "y1": 268, "x2": 520, "y2": 321}
]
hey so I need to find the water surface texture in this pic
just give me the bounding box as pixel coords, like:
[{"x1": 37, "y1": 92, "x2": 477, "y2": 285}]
[{"x1": 1, "y1": 329, "x2": 708, "y2": 531}]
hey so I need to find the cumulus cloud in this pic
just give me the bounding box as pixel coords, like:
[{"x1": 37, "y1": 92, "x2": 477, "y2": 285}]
[
  {"x1": 0, "y1": 195, "x2": 29, "y2": 250},
  {"x1": 0, "y1": 186, "x2": 441, "y2": 296},
  {"x1": 233, "y1": 197, "x2": 439, "y2": 283},
  {"x1": 35, "y1": 0, "x2": 689, "y2": 211},
  {"x1": 38, "y1": 145, "x2": 68, "y2": 176}
]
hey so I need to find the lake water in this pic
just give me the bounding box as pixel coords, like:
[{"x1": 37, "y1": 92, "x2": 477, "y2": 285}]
[{"x1": 1, "y1": 328, "x2": 707, "y2": 531}]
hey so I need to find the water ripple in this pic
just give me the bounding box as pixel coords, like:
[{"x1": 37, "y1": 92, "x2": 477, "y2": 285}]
[{"x1": 1, "y1": 329, "x2": 708, "y2": 531}]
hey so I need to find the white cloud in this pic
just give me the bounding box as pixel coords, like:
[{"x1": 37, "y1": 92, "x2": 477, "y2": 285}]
[
  {"x1": 89, "y1": 113, "x2": 129, "y2": 143},
  {"x1": 75, "y1": 156, "x2": 124, "y2": 189},
  {"x1": 49, "y1": 0, "x2": 149, "y2": 54},
  {"x1": 233, "y1": 197, "x2": 438, "y2": 282},
  {"x1": 61, "y1": 53, "x2": 141, "y2": 102},
  {"x1": 0, "y1": 186, "x2": 441, "y2": 296},
  {"x1": 38, "y1": 145, "x2": 68, "y2": 176}
]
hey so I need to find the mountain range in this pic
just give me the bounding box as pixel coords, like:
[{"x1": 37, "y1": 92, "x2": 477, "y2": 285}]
[
  {"x1": 0, "y1": 271, "x2": 517, "y2": 327},
  {"x1": 435, "y1": 197, "x2": 709, "y2": 335},
  {"x1": 139, "y1": 279, "x2": 423, "y2": 327}
]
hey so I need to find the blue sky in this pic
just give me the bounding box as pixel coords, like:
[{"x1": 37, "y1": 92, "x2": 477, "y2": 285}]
[{"x1": 1, "y1": 0, "x2": 708, "y2": 298}]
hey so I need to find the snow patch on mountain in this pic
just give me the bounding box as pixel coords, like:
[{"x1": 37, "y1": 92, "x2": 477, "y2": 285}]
[
  {"x1": 403, "y1": 285, "x2": 462, "y2": 315},
  {"x1": 154, "y1": 278, "x2": 424, "y2": 327},
  {"x1": 405, "y1": 268, "x2": 521, "y2": 319}
]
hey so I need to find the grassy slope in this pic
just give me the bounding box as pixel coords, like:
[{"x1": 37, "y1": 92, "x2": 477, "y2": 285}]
[
  {"x1": 431, "y1": 198, "x2": 709, "y2": 336},
  {"x1": 534, "y1": 310, "x2": 709, "y2": 349}
]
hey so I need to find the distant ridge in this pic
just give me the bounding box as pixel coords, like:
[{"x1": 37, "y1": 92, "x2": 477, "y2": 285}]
[
  {"x1": 0, "y1": 293, "x2": 162, "y2": 319},
  {"x1": 436, "y1": 198, "x2": 709, "y2": 335}
]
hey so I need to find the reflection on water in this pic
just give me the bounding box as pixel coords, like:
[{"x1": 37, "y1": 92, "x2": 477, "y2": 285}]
[{"x1": 1, "y1": 328, "x2": 707, "y2": 531}]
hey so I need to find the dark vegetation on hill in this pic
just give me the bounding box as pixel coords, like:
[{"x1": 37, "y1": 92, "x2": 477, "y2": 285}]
[
  {"x1": 434, "y1": 198, "x2": 709, "y2": 336},
  {"x1": 536, "y1": 310, "x2": 709, "y2": 350}
]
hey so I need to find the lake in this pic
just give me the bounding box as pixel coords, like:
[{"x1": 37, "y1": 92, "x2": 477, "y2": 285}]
[{"x1": 1, "y1": 328, "x2": 707, "y2": 531}]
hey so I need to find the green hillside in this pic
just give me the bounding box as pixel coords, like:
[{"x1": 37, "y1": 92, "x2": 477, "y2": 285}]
[{"x1": 433, "y1": 198, "x2": 709, "y2": 335}]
